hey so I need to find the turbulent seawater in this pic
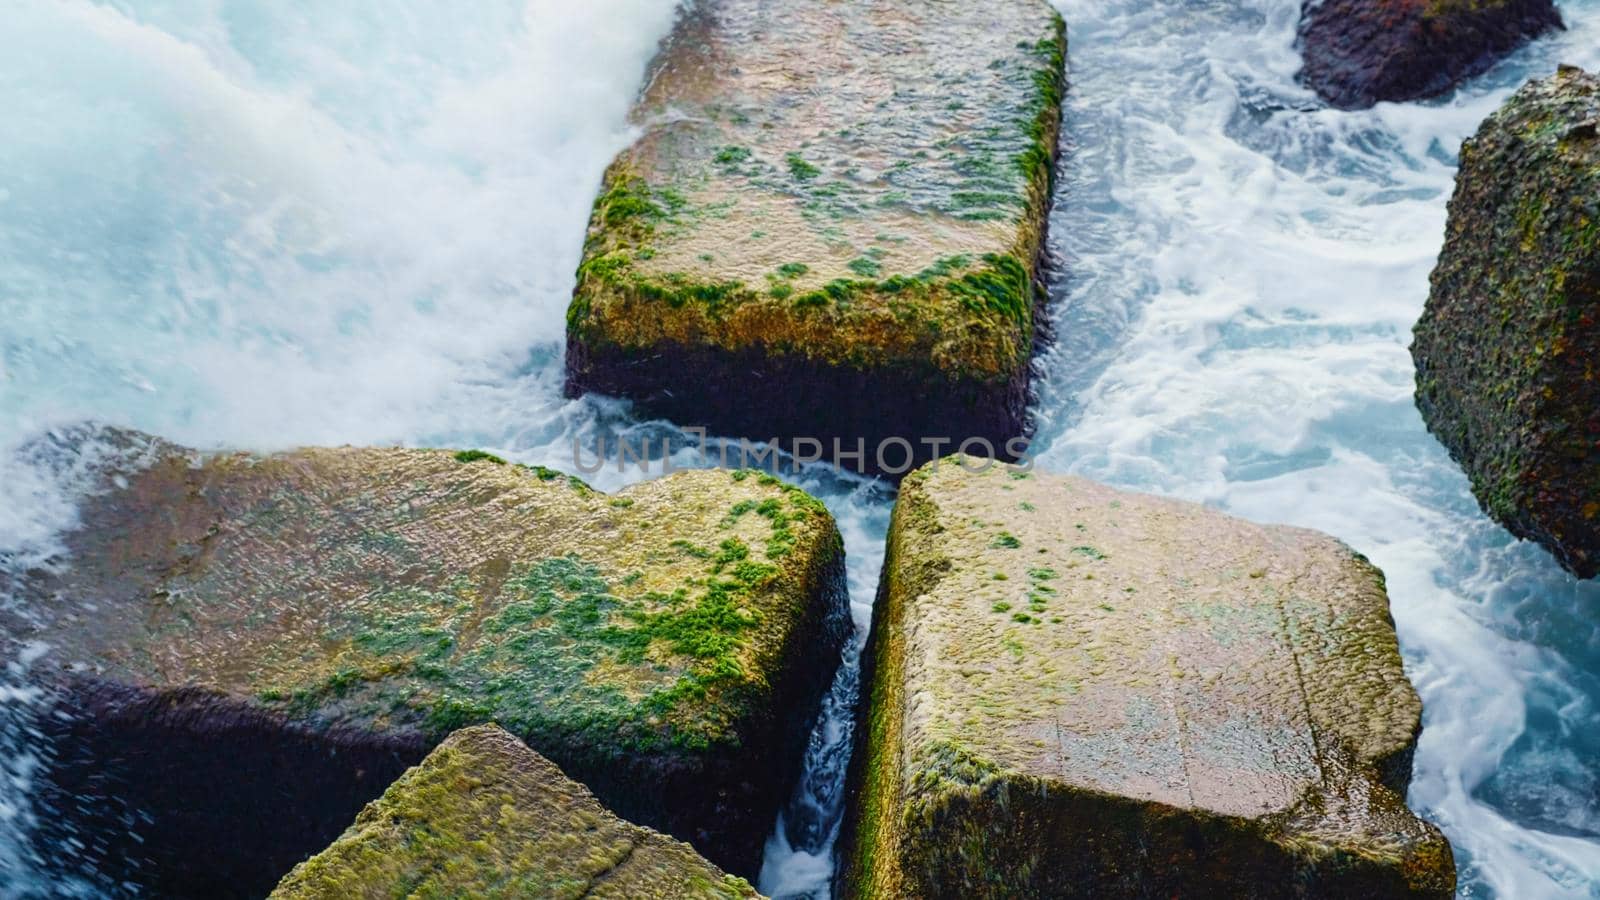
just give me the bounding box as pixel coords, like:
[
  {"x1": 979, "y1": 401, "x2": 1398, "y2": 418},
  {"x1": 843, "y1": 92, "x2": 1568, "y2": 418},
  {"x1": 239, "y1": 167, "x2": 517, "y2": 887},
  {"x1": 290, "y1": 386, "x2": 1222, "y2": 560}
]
[{"x1": 1, "y1": 0, "x2": 1597, "y2": 897}]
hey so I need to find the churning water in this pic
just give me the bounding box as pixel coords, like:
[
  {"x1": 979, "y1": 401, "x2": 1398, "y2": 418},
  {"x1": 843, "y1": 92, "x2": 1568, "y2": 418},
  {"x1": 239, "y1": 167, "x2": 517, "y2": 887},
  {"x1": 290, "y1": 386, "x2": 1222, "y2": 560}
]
[{"x1": 0, "y1": 0, "x2": 1597, "y2": 897}]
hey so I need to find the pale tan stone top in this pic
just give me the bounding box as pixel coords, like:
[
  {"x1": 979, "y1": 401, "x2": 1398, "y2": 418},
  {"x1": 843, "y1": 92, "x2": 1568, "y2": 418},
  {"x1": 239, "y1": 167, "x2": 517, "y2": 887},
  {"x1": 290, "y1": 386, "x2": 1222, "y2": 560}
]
[
  {"x1": 6, "y1": 430, "x2": 839, "y2": 761},
  {"x1": 889, "y1": 459, "x2": 1444, "y2": 863},
  {"x1": 570, "y1": 0, "x2": 1064, "y2": 378}
]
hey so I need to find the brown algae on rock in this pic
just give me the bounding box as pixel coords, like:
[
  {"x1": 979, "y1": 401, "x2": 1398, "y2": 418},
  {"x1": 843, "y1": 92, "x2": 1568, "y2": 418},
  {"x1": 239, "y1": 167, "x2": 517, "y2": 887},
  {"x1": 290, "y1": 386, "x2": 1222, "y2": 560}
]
[
  {"x1": 271, "y1": 725, "x2": 761, "y2": 899},
  {"x1": 1413, "y1": 65, "x2": 1600, "y2": 579},
  {"x1": 840, "y1": 459, "x2": 1455, "y2": 898},
  {"x1": 565, "y1": 0, "x2": 1066, "y2": 474},
  {"x1": 5, "y1": 430, "x2": 846, "y2": 894}
]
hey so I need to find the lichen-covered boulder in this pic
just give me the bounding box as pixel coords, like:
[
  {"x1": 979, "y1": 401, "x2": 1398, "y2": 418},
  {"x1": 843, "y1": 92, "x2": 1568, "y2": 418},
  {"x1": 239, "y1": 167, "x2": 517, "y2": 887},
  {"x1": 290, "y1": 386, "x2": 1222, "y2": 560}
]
[
  {"x1": 840, "y1": 460, "x2": 1455, "y2": 898},
  {"x1": 1297, "y1": 0, "x2": 1561, "y2": 109},
  {"x1": 270, "y1": 726, "x2": 761, "y2": 899},
  {"x1": 1413, "y1": 66, "x2": 1600, "y2": 579},
  {"x1": 564, "y1": 0, "x2": 1065, "y2": 476},
  {"x1": 4, "y1": 428, "x2": 845, "y2": 897}
]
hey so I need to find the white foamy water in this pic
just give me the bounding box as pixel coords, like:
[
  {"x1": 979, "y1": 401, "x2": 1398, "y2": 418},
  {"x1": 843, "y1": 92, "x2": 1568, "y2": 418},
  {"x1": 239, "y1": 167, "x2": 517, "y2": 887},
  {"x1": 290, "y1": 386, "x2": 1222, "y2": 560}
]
[
  {"x1": 1027, "y1": 0, "x2": 1600, "y2": 897},
  {"x1": 1, "y1": 0, "x2": 1597, "y2": 897}
]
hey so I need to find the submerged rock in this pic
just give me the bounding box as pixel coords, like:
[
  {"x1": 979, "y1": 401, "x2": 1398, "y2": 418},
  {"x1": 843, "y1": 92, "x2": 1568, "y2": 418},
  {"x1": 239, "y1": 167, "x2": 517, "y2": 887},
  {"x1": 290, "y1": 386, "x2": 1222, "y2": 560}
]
[
  {"x1": 271, "y1": 725, "x2": 761, "y2": 899},
  {"x1": 564, "y1": 0, "x2": 1065, "y2": 476},
  {"x1": 4, "y1": 428, "x2": 846, "y2": 896},
  {"x1": 840, "y1": 460, "x2": 1455, "y2": 898},
  {"x1": 1297, "y1": 0, "x2": 1561, "y2": 109},
  {"x1": 1413, "y1": 66, "x2": 1600, "y2": 579}
]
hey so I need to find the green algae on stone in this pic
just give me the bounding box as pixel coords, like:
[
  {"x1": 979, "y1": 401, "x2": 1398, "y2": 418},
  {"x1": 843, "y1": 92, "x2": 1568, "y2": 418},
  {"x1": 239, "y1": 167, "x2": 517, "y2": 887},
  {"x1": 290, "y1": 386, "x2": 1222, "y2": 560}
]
[
  {"x1": 275, "y1": 551, "x2": 780, "y2": 753},
  {"x1": 4, "y1": 430, "x2": 847, "y2": 893},
  {"x1": 271, "y1": 726, "x2": 760, "y2": 900},
  {"x1": 452, "y1": 448, "x2": 507, "y2": 465},
  {"x1": 1412, "y1": 65, "x2": 1600, "y2": 579},
  {"x1": 840, "y1": 459, "x2": 1455, "y2": 898},
  {"x1": 564, "y1": 0, "x2": 1066, "y2": 475}
]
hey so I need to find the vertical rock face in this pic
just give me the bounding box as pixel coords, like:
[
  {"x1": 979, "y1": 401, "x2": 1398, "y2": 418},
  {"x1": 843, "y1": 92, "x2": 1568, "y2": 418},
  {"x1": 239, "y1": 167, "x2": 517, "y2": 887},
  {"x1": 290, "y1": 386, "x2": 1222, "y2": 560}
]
[
  {"x1": 1297, "y1": 0, "x2": 1561, "y2": 109},
  {"x1": 564, "y1": 0, "x2": 1065, "y2": 476},
  {"x1": 1413, "y1": 66, "x2": 1600, "y2": 579},
  {"x1": 4, "y1": 429, "x2": 847, "y2": 895},
  {"x1": 841, "y1": 460, "x2": 1455, "y2": 898},
  {"x1": 271, "y1": 726, "x2": 762, "y2": 899}
]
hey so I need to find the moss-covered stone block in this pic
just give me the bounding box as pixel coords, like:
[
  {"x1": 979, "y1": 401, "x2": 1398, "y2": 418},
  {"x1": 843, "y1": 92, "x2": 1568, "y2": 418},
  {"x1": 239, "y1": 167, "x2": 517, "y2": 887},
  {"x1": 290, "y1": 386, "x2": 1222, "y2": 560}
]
[
  {"x1": 563, "y1": 0, "x2": 1066, "y2": 476},
  {"x1": 270, "y1": 725, "x2": 761, "y2": 899},
  {"x1": 4, "y1": 428, "x2": 846, "y2": 896},
  {"x1": 1297, "y1": 0, "x2": 1561, "y2": 109},
  {"x1": 839, "y1": 459, "x2": 1455, "y2": 898},
  {"x1": 1413, "y1": 65, "x2": 1600, "y2": 579}
]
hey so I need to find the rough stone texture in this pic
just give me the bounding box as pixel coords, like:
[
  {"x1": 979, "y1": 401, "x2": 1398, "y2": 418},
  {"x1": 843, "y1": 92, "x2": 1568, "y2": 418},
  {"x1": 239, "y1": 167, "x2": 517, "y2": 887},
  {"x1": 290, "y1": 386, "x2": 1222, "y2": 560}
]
[
  {"x1": 1297, "y1": 0, "x2": 1561, "y2": 109},
  {"x1": 839, "y1": 459, "x2": 1455, "y2": 898},
  {"x1": 270, "y1": 726, "x2": 761, "y2": 899},
  {"x1": 2, "y1": 428, "x2": 847, "y2": 896},
  {"x1": 564, "y1": 0, "x2": 1065, "y2": 476},
  {"x1": 1413, "y1": 66, "x2": 1600, "y2": 579}
]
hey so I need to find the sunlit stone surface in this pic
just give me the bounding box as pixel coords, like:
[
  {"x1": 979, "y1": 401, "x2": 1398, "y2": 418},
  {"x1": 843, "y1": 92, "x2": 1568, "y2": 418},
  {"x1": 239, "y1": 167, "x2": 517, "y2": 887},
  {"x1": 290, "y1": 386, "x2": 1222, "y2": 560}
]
[
  {"x1": 564, "y1": 0, "x2": 1065, "y2": 476},
  {"x1": 842, "y1": 459, "x2": 1455, "y2": 898},
  {"x1": 3, "y1": 427, "x2": 846, "y2": 895}
]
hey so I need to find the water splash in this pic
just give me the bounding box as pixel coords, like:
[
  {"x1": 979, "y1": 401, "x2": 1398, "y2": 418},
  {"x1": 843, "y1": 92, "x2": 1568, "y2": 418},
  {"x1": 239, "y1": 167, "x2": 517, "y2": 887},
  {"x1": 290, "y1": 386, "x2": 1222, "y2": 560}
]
[
  {"x1": 758, "y1": 482, "x2": 888, "y2": 899},
  {"x1": 0, "y1": 0, "x2": 684, "y2": 892},
  {"x1": 1031, "y1": 0, "x2": 1600, "y2": 895}
]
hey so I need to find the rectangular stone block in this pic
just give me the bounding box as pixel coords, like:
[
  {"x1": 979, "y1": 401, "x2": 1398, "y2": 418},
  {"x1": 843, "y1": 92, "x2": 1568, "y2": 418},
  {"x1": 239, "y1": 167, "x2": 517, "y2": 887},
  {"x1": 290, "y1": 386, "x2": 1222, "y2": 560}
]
[
  {"x1": 564, "y1": 0, "x2": 1066, "y2": 476},
  {"x1": 841, "y1": 459, "x2": 1455, "y2": 898}
]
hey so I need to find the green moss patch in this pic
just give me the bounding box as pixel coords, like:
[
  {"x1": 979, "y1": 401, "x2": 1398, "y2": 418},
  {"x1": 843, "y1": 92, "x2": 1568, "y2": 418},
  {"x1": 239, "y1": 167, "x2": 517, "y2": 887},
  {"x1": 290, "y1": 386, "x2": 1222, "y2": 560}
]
[
  {"x1": 271, "y1": 726, "x2": 758, "y2": 899},
  {"x1": 843, "y1": 459, "x2": 1454, "y2": 897},
  {"x1": 262, "y1": 532, "x2": 812, "y2": 757},
  {"x1": 566, "y1": 1, "x2": 1066, "y2": 385}
]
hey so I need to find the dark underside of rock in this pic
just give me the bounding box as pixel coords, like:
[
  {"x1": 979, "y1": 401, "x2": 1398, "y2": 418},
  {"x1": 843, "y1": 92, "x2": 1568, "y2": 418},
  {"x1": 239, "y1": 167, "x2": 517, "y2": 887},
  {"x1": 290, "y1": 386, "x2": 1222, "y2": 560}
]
[
  {"x1": 1298, "y1": 0, "x2": 1562, "y2": 109},
  {"x1": 34, "y1": 684, "x2": 430, "y2": 899},
  {"x1": 838, "y1": 461, "x2": 1455, "y2": 898},
  {"x1": 34, "y1": 676, "x2": 837, "y2": 897},
  {"x1": 565, "y1": 337, "x2": 1033, "y2": 478},
  {"x1": 5, "y1": 429, "x2": 848, "y2": 897},
  {"x1": 1413, "y1": 66, "x2": 1600, "y2": 579}
]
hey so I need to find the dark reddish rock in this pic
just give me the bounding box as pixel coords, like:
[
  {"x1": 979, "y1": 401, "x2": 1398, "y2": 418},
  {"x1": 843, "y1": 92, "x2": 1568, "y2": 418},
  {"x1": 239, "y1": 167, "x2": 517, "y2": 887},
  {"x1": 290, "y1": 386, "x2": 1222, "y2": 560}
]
[
  {"x1": 1413, "y1": 66, "x2": 1600, "y2": 579},
  {"x1": 3, "y1": 428, "x2": 847, "y2": 896},
  {"x1": 1298, "y1": 0, "x2": 1562, "y2": 109}
]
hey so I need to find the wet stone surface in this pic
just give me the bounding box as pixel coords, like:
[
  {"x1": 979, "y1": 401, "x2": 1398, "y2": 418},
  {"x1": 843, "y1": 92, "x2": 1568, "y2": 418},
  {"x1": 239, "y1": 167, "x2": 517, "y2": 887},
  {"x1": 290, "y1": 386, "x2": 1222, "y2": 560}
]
[
  {"x1": 3, "y1": 428, "x2": 846, "y2": 895},
  {"x1": 842, "y1": 459, "x2": 1455, "y2": 898},
  {"x1": 1413, "y1": 65, "x2": 1600, "y2": 580},
  {"x1": 1297, "y1": 0, "x2": 1561, "y2": 110},
  {"x1": 271, "y1": 725, "x2": 761, "y2": 899},
  {"x1": 565, "y1": 0, "x2": 1065, "y2": 475}
]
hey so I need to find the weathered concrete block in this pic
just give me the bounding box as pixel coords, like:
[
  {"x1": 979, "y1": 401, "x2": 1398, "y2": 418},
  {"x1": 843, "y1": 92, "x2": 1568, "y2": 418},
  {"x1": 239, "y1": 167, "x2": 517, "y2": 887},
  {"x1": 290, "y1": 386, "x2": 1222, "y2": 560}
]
[
  {"x1": 841, "y1": 460, "x2": 1454, "y2": 898},
  {"x1": 271, "y1": 726, "x2": 761, "y2": 899}
]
